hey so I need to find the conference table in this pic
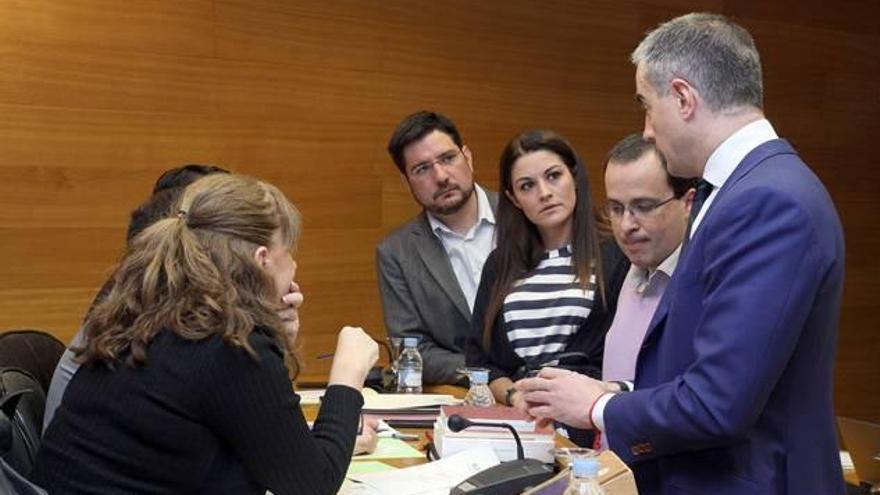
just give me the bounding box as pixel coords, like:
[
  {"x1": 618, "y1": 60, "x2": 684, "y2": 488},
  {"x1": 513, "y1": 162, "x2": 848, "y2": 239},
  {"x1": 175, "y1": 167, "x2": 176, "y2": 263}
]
[
  {"x1": 303, "y1": 386, "x2": 861, "y2": 494},
  {"x1": 353, "y1": 384, "x2": 477, "y2": 469},
  {"x1": 300, "y1": 384, "x2": 570, "y2": 469},
  {"x1": 297, "y1": 384, "x2": 651, "y2": 495}
]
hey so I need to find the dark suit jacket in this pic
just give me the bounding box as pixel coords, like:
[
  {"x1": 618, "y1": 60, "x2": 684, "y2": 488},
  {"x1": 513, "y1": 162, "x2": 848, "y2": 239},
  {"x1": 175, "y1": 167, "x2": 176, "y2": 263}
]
[
  {"x1": 604, "y1": 139, "x2": 846, "y2": 494},
  {"x1": 376, "y1": 190, "x2": 498, "y2": 385}
]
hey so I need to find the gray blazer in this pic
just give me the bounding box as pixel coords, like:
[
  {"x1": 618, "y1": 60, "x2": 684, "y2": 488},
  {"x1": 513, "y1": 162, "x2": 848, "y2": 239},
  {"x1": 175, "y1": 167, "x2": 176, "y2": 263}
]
[{"x1": 376, "y1": 191, "x2": 498, "y2": 385}]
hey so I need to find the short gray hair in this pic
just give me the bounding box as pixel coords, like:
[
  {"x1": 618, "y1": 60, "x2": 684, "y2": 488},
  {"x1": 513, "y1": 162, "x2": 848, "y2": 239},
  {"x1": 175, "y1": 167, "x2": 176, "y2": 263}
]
[{"x1": 632, "y1": 13, "x2": 763, "y2": 111}]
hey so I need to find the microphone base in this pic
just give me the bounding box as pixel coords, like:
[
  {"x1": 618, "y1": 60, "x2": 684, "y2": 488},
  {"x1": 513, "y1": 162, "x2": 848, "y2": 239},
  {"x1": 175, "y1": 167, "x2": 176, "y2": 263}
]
[{"x1": 449, "y1": 458, "x2": 554, "y2": 495}]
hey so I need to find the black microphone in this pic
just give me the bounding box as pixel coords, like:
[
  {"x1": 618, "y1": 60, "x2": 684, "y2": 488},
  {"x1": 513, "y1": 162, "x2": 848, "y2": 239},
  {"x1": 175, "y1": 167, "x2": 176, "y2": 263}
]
[
  {"x1": 447, "y1": 414, "x2": 525, "y2": 460},
  {"x1": 447, "y1": 414, "x2": 553, "y2": 494}
]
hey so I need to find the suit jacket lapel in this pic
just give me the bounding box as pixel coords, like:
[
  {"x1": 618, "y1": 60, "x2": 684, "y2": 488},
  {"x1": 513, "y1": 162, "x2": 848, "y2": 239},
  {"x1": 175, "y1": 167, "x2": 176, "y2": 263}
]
[
  {"x1": 639, "y1": 139, "x2": 796, "y2": 347},
  {"x1": 694, "y1": 139, "x2": 796, "y2": 244},
  {"x1": 412, "y1": 213, "x2": 471, "y2": 322},
  {"x1": 640, "y1": 283, "x2": 671, "y2": 349},
  {"x1": 485, "y1": 190, "x2": 499, "y2": 213}
]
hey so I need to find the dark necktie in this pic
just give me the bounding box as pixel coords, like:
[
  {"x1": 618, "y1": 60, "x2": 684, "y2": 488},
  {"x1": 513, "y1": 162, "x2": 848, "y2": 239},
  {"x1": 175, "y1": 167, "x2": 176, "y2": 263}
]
[{"x1": 683, "y1": 179, "x2": 713, "y2": 245}]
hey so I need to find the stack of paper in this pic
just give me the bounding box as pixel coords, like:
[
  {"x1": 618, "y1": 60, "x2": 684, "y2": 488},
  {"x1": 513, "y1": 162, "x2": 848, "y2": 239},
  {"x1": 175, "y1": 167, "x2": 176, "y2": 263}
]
[
  {"x1": 361, "y1": 392, "x2": 460, "y2": 428},
  {"x1": 361, "y1": 392, "x2": 460, "y2": 412},
  {"x1": 434, "y1": 405, "x2": 555, "y2": 462},
  {"x1": 297, "y1": 388, "x2": 459, "y2": 413}
]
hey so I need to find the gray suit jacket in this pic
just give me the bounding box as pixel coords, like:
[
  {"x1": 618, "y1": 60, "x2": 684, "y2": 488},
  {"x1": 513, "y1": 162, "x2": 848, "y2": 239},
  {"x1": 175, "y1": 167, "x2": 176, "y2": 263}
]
[{"x1": 376, "y1": 191, "x2": 498, "y2": 385}]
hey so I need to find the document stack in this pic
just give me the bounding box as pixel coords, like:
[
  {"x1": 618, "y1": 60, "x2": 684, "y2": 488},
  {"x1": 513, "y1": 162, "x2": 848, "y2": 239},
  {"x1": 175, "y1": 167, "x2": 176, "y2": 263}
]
[
  {"x1": 434, "y1": 405, "x2": 555, "y2": 463},
  {"x1": 361, "y1": 391, "x2": 460, "y2": 429}
]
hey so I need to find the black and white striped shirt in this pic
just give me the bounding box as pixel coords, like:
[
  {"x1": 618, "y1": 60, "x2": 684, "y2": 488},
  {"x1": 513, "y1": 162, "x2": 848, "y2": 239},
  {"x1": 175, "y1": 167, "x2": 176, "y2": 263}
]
[{"x1": 502, "y1": 246, "x2": 595, "y2": 367}]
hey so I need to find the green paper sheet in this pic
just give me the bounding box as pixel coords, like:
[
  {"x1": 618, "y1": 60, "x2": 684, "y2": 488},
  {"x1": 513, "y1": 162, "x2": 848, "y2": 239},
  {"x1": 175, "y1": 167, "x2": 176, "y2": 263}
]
[
  {"x1": 346, "y1": 461, "x2": 396, "y2": 476},
  {"x1": 352, "y1": 437, "x2": 423, "y2": 460}
]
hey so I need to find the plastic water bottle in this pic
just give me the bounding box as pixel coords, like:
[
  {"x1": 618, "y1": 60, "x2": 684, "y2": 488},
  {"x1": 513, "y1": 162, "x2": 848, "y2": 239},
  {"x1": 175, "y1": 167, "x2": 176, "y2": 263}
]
[
  {"x1": 396, "y1": 337, "x2": 423, "y2": 393},
  {"x1": 563, "y1": 458, "x2": 605, "y2": 495},
  {"x1": 464, "y1": 369, "x2": 495, "y2": 407}
]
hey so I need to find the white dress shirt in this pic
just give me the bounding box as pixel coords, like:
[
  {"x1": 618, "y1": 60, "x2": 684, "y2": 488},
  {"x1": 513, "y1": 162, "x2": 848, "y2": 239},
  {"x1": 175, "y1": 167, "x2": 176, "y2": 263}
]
[
  {"x1": 690, "y1": 119, "x2": 779, "y2": 237},
  {"x1": 428, "y1": 185, "x2": 496, "y2": 312}
]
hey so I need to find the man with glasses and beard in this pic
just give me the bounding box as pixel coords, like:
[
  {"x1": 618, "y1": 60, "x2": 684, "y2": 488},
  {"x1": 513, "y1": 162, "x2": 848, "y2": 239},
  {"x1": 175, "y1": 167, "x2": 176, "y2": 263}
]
[{"x1": 377, "y1": 111, "x2": 497, "y2": 385}]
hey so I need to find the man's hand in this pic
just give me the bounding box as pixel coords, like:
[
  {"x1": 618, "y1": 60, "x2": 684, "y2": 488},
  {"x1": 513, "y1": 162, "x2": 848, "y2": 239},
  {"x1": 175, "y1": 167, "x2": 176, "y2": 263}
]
[
  {"x1": 278, "y1": 281, "x2": 304, "y2": 350},
  {"x1": 515, "y1": 367, "x2": 613, "y2": 430}
]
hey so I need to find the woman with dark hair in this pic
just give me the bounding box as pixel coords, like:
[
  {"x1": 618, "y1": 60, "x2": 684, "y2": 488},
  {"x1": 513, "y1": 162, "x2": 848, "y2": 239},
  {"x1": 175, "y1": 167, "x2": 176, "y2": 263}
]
[
  {"x1": 464, "y1": 130, "x2": 627, "y2": 433},
  {"x1": 32, "y1": 173, "x2": 378, "y2": 495}
]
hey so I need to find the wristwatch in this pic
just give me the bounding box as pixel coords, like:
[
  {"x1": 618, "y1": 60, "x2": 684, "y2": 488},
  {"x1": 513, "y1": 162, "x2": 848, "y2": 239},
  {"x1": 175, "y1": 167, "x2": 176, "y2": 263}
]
[
  {"x1": 610, "y1": 380, "x2": 632, "y2": 392},
  {"x1": 505, "y1": 386, "x2": 517, "y2": 406}
]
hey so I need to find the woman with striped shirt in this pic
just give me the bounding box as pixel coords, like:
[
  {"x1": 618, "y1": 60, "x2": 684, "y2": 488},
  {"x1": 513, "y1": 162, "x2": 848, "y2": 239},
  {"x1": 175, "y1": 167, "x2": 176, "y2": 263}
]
[{"x1": 464, "y1": 130, "x2": 627, "y2": 443}]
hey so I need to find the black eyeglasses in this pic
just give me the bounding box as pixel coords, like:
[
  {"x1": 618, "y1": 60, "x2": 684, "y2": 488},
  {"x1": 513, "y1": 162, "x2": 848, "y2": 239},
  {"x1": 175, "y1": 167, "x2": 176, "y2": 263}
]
[{"x1": 604, "y1": 196, "x2": 677, "y2": 221}]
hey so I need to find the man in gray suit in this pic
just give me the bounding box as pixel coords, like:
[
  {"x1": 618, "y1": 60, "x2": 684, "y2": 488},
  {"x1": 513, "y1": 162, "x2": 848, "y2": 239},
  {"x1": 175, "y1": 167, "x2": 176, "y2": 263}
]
[{"x1": 377, "y1": 111, "x2": 497, "y2": 385}]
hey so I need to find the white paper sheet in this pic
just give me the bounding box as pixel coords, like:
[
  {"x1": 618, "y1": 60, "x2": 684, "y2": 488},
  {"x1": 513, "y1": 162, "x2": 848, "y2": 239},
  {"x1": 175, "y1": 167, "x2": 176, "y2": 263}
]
[
  {"x1": 342, "y1": 446, "x2": 500, "y2": 495},
  {"x1": 361, "y1": 393, "x2": 460, "y2": 411},
  {"x1": 296, "y1": 389, "x2": 326, "y2": 406}
]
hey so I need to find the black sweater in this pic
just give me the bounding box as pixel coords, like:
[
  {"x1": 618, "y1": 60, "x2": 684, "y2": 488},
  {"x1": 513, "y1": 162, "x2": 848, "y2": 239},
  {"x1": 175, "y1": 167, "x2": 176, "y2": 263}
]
[{"x1": 32, "y1": 326, "x2": 361, "y2": 495}]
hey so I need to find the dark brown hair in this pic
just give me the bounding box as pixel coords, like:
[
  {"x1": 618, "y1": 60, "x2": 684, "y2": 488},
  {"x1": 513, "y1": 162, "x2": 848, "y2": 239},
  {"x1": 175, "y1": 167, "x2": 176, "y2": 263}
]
[
  {"x1": 387, "y1": 111, "x2": 463, "y2": 174},
  {"x1": 604, "y1": 133, "x2": 695, "y2": 197}
]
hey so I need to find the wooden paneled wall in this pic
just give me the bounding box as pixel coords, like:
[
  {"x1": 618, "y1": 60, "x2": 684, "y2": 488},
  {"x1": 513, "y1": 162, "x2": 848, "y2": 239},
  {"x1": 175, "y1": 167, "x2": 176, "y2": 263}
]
[{"x1": 0, "y1": 1, "x2": 877, "y2": 420}]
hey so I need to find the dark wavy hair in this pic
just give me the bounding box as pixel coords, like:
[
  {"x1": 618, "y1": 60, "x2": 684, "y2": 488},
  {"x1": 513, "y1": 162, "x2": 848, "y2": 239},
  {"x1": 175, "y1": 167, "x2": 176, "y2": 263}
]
[{"x1": 483, "y1": 130, "x2": 605, "y2": 348}]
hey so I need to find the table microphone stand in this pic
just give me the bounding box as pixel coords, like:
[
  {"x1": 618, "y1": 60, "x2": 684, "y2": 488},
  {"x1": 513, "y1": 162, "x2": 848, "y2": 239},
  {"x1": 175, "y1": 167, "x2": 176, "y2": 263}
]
[{"x1": 447, "y1": 414, "x2": 554, "y2": 495}]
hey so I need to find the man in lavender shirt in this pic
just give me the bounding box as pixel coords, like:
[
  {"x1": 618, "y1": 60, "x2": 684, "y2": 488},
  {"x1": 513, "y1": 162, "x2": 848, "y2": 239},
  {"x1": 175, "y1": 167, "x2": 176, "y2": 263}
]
[{"x1": 600, "y1": 134, "x2": 694, "y2": 390}]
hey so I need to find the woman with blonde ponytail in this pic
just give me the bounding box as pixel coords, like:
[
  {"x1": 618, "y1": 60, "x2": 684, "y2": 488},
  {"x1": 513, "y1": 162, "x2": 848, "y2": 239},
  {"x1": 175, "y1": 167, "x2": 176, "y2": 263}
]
[{"x1": 33, "y1": 173, "x2": 378, "y2": 495}]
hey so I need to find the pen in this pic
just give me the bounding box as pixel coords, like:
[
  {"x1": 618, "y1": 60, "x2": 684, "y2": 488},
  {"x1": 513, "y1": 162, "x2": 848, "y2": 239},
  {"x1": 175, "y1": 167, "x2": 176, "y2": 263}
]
[
  {"x1": 375, "y1": 420, "x2": 419, "y2": 441},
  {"x1": 391, "y1": 432, "x2": 420, "y2": 441},
  {"x1": 375, "y1": 419, "x2": 392, "y2": 433},
  {"x1": 316, "y1": 353, "x2": 334, "y2": 360}
]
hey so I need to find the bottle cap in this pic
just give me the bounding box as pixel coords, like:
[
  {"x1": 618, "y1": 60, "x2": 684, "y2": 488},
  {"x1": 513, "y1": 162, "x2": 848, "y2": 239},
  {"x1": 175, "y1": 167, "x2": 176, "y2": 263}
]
[
  {"x1": 403, "y1": 337, "x2": 418, "y2": 348},
  {"x1": 571, "y1": 457, "x2": 600, "y2": 477}
]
